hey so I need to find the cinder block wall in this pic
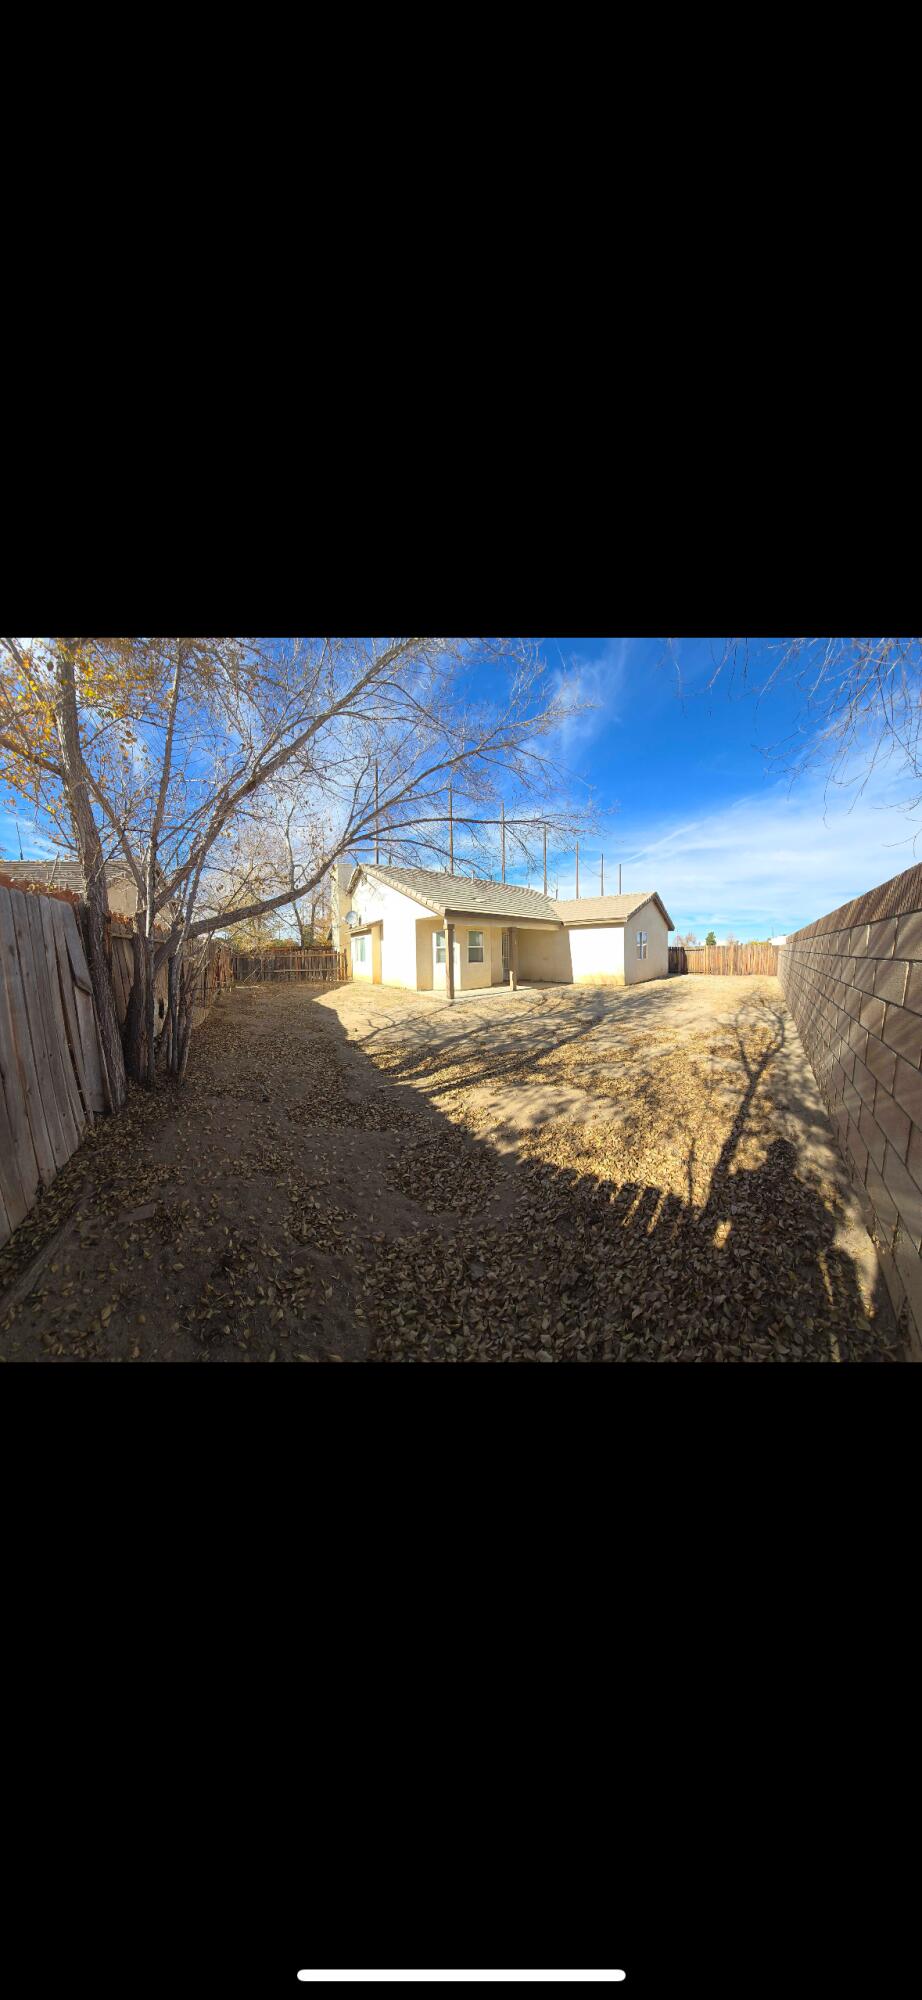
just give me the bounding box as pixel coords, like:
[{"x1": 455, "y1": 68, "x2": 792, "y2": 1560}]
[{"x1": 778, "y1": 862, "x2": 922, "y2": 1359}]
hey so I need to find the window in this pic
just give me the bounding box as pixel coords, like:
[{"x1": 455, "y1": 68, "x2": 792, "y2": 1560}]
[
  {"x1": 353, "y1": 934, "x2": 368, "y2": 964},
  {"x1": 468, "y1": 930, "x2": 484, "y2": 964},
  {"x1": 434, "y1": 931, "x2": 446, "y2": 964},
  {"x1": 636, "y1": 930, "x2": 648, "y2": 960}
]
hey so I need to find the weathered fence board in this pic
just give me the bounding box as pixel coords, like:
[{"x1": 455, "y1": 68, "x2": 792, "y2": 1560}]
[
  {"x1": 59, "y1": 904, "x2": 108, "y2": 1113},
  {"x1": 26, "y1": 893, "x2": 81, "y2": 1161},
  {"x1": 49, "y1": 900, "x2": 92, "y2": 1116},
  {"x1": 670, "y1": 942, "x2": 779, "y2": 977},
  {"x1": 10, "y1": 886, "x2": 71, "y2": 1171},
  {"x1": 37, "y1": 894, "x2": 86, "y2": 1143},
  {"x1": 0, "y1": 886, "x2": 57, "y2": 1184},
  {"x1": 0, "y1": 882, "x2": 102, "y2": 1250},
  {"x1": 0, "y1": 960, "x2": 39, "y2": 1233},
  {"x1": 0, "y1": 917, "x2": 41, "y2": 1221}
]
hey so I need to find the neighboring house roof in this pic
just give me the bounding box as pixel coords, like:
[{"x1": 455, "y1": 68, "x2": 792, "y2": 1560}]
[
  {"x1": 2, "y1": 856, "x2": 180, "y2": 923},
  {"x1": 555, "y1": 892, "x2": 675, "y2": 930},
  {"x1": 349, "y1": 864, "x2": 561, "y2": 924},
  {"x1": 2, "y1": 858, "x2": 136, "y2": 895}
]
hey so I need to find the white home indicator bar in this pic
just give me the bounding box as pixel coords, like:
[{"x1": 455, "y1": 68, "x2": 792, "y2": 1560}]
[{"x1": 297, "y1": 1977, "x2": 626, "y2": 1986}]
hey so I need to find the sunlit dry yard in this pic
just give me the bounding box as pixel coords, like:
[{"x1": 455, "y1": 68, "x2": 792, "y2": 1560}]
[{"x1": 0, "y1": 975, "x2": 901, "y2": 1361}]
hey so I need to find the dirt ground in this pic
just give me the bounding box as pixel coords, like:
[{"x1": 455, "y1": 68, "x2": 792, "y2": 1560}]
[{"x1": 0, "y1": 974, "x2": 902, "y2": 1362}]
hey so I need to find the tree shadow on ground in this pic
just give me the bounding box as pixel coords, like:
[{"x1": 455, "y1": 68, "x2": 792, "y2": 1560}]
[
  {"x1": 349, "y1": 980, "x2": 693, "y2": 1103},
  {"x1": 312, "y1": 987, "x2": 901, "y2": 1362},
  {"x1": 0, "y1": 983, "x2": 903, "y2": 1362}
]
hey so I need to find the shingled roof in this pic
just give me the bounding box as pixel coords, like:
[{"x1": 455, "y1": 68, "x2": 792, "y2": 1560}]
[
  {"x1": 349, "y1": 864, "x2": 560, "y2": 923},
  {"x1": 1, "y1": 858, "x2": 135, "y2": 894},
  {"x1": 555, "y1": 892, "x2": 674, "y2": 929}
]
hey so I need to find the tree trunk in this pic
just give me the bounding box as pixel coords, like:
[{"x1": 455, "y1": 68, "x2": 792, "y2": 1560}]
[
  {"x1": 123, "y1": 927, "x2": 157, "y2": 1087},
  {"x1": 165, "y1": 949, "x2": 180, "y2": 1072},
  {"x1": 176, "y1": 956, "x2": 195, "y2": 1079},
  {"x1": 54, "y1": 646, "x2": 127, "y2": 1110},
  {"x1": 144, "y1": 939, "x2": 156, "y2": 1084},
  {"x1": 123, "y1": 931, "x2": 146, "y2": 1086}
]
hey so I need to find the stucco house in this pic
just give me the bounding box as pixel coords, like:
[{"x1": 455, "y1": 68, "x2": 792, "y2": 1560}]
[{"x1": 332, "y1": 863, "x2": 673, "y2": 996}]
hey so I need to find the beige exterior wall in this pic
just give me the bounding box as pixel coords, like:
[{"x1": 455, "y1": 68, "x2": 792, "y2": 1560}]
[
  {"x1": 568, "y1": 925, "x2": 625, "y2": 986},
  {"x1": 350, "y1": 926, "x2": 380, "y2": 982},
  {"x1": 416, "y1": 917, "x2": 439, "y2": 991},
  {"x1": 348, "y1": 877, "x2": 429, "y2": 990},
  {"x1": 107, "y1": 875, "x2": 139, "y2": 919},
  {"x1": 623, "y1": 902, "x2": 670, "y2": 985},
  {"x1": 428, "y1": 921, "x2": 498, "y2": 992},
  {"x1": 517, "y1": 927, "x2": 573, "y2": 983},
  {"x1": 456, "y1": 923, "x2": 492, "y2": 990}
]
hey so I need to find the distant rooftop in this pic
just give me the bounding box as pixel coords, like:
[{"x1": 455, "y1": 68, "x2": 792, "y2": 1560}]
[
  {"x1": 555, "y1": 891, "x2": 675, "y2": 929},
  {"x1": 1, "y1": 857, "x2": 134, "y2": 892}
]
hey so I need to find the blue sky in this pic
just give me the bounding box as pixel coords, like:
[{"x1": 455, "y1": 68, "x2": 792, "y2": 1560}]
[
  {"x1": 3, "y1": 637, "x2": 918, "y2": 941},
  {"x1": 508, "y1": 637, "x2": 922, "y2": 938}
]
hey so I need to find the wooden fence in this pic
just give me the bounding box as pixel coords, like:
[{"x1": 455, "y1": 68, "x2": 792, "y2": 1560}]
[
  {"x1": 231, "y1": 948, "x2": 348, "y2": 985},
  {"x1": 0, "y1": 880, "x2": 329, "y2": 1253},
  {"x1": 669, "y1": 942, "x2": 779, "y2": 976},
  {"x1": 0, "y1": 883, "x2": 107, "y2": 1251}
]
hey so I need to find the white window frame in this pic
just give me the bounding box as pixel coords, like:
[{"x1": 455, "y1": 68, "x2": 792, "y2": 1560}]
[
  {"x1": 434, "y1": 931, "x2": 446, "y2": 964},
  {"x1": 636, "y1": 930, "x2": 648, "y2": 960},
  {"x1": 468, "y1": 929, "x2": 484, "y2": 964},
  {"x1": 353, "y1": 934, "x2": 369, "y2": 965}
]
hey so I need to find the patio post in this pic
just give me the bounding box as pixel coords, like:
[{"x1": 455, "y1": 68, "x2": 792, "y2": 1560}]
[{"x1": 445, "y1": 920, "x2": 455, "y2": 1000}]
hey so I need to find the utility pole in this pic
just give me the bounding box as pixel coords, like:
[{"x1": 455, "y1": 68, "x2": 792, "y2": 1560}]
[
  {"x1": 575, "y1": 841, "x2": 580, "y2": 899},
  {"x1": 618, "y1": 863, "x2": 622, "y2": 894},
  {"x1": 501, "y1": 802, "x2": 506, "y2": 884},
  {"x1": 543, "y1": 824, "x2": 548, "y2": 896},
  {"x1": 600, "y1": 854, "x2": 604, "y2": 895},
  {"x1": 448, "y1": 784, "x2": 454, "y2": 874},
  {"x1": 374, "y1": 762, "x2": 380, "y2": 865}
]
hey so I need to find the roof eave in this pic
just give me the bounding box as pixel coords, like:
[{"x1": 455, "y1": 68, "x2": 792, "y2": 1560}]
[{"x1": 444, "y1": 910, "x2": 560, "y2": 929}]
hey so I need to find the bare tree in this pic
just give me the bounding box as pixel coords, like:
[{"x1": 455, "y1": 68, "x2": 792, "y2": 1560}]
[
  {"x1": 666, "y1": 637, "x2": 922, "y2": 809},
  {"x1": 0, "y1": 637, "x2": 594, "y2": 1090}
]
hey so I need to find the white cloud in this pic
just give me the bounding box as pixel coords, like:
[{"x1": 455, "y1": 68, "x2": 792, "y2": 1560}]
[
  {"x1": 543, "y1": 637, "x2": 633, "y2": 762},
  {"x1": 0, "y1": 812, "x2": 60, "y2": 863},
  {"x1": 596, "y1": 765, "x2": 922, "y2": 937}
]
